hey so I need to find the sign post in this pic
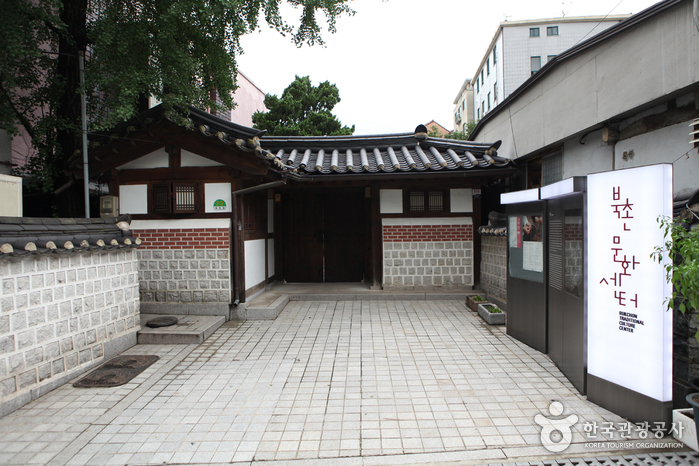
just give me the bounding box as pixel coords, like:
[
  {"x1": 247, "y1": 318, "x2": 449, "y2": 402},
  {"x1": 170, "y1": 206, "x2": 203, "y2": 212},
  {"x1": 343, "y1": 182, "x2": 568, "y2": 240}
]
[{"x1": 586, "y1": 164, "x2": 673, "y2": 424}]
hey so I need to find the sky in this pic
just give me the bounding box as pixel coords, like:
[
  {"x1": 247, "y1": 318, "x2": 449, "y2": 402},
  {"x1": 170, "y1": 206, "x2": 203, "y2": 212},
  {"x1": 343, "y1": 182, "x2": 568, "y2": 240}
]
[{"x1": 237, "y1": 0, "x2": 660, "y2": 135}]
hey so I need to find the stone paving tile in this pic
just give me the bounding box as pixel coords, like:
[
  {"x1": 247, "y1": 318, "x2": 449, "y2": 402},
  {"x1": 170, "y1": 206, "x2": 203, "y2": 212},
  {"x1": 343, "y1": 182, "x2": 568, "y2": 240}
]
[{"x1": 0, "y1": 300, "x2": 687, "y2": 465}]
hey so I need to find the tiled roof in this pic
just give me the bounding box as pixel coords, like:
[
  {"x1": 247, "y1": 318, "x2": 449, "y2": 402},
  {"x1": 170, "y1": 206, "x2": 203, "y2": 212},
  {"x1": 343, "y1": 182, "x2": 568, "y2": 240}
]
[
  {"x1": 260, "y1": 127, "x2": 511, "y2": 178},
  {"x1": 478, "y1": 226, "x2": 508, "y2": 236},
  {"x1": 0, "y1": 215, "x2": 141, "y2": 259}
]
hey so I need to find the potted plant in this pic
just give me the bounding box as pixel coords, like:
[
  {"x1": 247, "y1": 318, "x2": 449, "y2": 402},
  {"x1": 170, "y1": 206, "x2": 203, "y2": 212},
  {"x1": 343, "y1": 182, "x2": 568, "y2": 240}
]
[
  {"x1": 477, "y1": 303, "x2": 506, "y2": 325},
  {"x1": 467, "y1": 294, "x2": 488, "y2": 312},
  {"x1": 653, "y1": 214, "x2": 699, "y2": 447}
]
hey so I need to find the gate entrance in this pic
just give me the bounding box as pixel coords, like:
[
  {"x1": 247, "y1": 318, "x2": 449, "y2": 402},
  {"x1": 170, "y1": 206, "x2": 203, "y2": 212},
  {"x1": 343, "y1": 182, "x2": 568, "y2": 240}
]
[{"x1": 281, "y1": 190, "x2": 365, "y2": 282}]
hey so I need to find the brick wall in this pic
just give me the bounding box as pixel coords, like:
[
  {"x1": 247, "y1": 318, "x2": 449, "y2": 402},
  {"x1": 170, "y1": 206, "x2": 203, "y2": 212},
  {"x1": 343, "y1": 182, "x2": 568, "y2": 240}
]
[
  {"x1": 382, "y1": 224, "x2": 473, "y2": 288},
  {"x1": 0, "y1": 250, "x2": 139, "y2": 416},
  {"x1": 480, "y1": 235, "x2": 507, "y2": 303},
  {"x1": 133, "y1": 228, "x2": 229, "y2": 249}
]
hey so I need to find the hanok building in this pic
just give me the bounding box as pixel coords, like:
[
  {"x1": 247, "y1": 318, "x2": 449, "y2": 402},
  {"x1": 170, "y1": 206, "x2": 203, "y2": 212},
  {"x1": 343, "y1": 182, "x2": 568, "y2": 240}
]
[{"x1": 87, "y1": 105, "x2": 515, "y2": 320}]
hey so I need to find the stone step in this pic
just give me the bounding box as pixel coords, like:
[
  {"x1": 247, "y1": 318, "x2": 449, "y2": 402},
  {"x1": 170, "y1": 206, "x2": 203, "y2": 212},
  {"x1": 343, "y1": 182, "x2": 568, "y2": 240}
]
[{"x1": 137, "y1": 314, "x2": 226, "y2": 344}]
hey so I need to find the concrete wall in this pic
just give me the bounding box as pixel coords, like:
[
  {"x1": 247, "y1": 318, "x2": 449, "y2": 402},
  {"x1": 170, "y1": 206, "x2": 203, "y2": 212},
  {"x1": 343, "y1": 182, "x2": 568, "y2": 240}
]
[
  {"x1": 230, "y1": 72, "x2": 267, "y2": 128},
  {"x1": 0, "y1": 250, "x2": 139, "y2": 417},
  {"x1": 480, "y1": 235, "x2": 507, "y2": 304},
  {"x1": 131, "y1": 219, "x2": 231, "y2": 317},
  {"x1": 474, "y1": 1, "x2": 699, "y2": 162}
]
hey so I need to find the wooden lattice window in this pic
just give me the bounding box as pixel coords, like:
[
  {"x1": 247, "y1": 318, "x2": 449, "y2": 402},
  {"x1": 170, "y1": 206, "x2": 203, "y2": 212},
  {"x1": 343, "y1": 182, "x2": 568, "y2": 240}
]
[
  {"x1": 153, "y1": 183, "x2": 199, "y2": 214},
  {"x1": 243, "y1": 192, "x2": 265, "y2": 233},
  {"x1": 408, "y1": 191, "x2": 445, "y2": 212}
]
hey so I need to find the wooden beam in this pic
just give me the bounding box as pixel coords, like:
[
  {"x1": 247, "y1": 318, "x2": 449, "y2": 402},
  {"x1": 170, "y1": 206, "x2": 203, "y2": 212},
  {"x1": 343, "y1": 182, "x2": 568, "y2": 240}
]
[{"x1": 370, "y1": 181, "x2": 382, "y2": 289}]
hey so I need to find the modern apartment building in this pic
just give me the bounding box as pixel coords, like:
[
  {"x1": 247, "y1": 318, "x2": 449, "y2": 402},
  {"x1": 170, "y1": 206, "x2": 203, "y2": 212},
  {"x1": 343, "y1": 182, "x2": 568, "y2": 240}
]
[
  {"x1": 453, "y1": 80, "x2": 474, "y2": 133},
  {"x1": 468, "y1": 15, "x2": 629, "y2": 122}
]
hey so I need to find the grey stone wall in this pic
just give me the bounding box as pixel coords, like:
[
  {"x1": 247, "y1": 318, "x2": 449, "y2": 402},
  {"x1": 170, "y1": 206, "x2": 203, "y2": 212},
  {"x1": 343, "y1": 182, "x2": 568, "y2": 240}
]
[
  {"x1": 137, "y1": 249, "x2": 230, "y2": 305},
  {"x1": 383, "y1": 242, "x2": 473, "y2": 289},
  {"x1": 480, "y1": 236, "x2": 507, "y2": 303},
  {"x1": 0, "y1": 250, "x2": 139, "y2": 415}
]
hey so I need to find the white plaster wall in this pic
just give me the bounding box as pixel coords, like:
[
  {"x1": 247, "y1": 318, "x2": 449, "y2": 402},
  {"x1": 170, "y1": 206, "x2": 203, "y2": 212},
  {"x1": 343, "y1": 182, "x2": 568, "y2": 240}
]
[
  {"x1": 204, "y1": 183, "x2": 232, "y2": 213},
  {"x1": 0, "y1": 174, "x2": 22, "y2": 216},
  {"x1": 130, "y1": 219, "x2": 230, "y2": 230},
  {"x1": 244, "y1": 239, "x2": 266, "y2": 291},
  {"x1": 117, "y1": 148, "x2": 168, "y2": 170},
  {"x1": 382, "y1": 217, "x2": 473, "y2": 226},
  {"x1": 267, "y1": 239, "x2": 275, "y2": 278},
  {"x1": 380, "y1": 190, "x2": 403, "y2": 214},
  {"x1": 615, "y1": 121, "x2": 699, "y2": 195},
  {"x1": 450, "y1": 189, "x2": 473, "y2": 213},
  {"x1": 181, "y1": 150, "x2": 223, "y2": 167},
  {"x1": 119, "y1": 185, "x2": 148, "y2": 215}
]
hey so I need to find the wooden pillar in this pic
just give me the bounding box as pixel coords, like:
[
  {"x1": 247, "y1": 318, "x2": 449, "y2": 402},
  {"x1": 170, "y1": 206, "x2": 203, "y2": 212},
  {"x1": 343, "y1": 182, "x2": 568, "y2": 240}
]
[
  {"x1": 473, "y1": 190, "x2": 482, "y2": 288},
  {"x1": 370, "y1": 182, "x2": 382, "y2": 290}
]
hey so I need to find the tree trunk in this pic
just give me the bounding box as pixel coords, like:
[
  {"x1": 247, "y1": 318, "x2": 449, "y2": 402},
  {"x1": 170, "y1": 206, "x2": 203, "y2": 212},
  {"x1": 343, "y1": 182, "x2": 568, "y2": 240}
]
[{"x1": 54, "y1": 0, "x2": 87, "y2": 217}]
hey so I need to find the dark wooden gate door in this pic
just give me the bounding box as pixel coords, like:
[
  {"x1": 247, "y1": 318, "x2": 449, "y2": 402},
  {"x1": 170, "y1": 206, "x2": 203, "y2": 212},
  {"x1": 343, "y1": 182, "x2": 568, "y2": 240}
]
[{"x1": 282, "y1": 191, "x2": 365, "y2": 282}]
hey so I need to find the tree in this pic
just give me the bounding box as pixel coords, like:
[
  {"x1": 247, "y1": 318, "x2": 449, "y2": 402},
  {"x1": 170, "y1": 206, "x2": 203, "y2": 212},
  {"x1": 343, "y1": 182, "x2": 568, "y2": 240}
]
[
  {"x1": 252, "y1": 75, "x2": 354, "y2": 136},
  {"x1": 428, "y1": 120, "x2": 478, "y2": 140},
  {"x1": 1, "y1": 0, "x2": 353, "y2": 216}
]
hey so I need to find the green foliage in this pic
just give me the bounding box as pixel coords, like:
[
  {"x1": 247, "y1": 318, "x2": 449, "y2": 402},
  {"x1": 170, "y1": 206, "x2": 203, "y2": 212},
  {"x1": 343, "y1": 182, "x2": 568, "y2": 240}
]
[
  {"x1": 487, "y1": 307, "x2": 503, "y2": 314},
  {"x1": 252, "y1": 75, "x2": 354, "y2": 136},
  {"x1": 1, "y1": 0, "x2": 353, "y2": 213},
  {"x1": 430, "y1": 121, "x2": 478, "y2": 141},
  {"x1": 471, "y1": 295, "x2": 486, "y2": 302},
  {"x1": 651, "y1": 216, "x2": 699, "y2": 320}
]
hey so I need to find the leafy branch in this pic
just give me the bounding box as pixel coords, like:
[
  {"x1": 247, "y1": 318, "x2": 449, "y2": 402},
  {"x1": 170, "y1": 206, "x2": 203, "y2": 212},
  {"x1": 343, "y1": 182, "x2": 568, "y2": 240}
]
[{"x1": 651, "y1": 215, "x2": 699, "y2": 316}]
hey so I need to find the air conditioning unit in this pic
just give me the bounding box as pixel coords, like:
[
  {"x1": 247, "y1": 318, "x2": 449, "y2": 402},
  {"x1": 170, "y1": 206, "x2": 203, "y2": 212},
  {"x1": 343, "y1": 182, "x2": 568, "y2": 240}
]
[{"x1": 100, "y1": 195, "x2": 119, "y2": 218}]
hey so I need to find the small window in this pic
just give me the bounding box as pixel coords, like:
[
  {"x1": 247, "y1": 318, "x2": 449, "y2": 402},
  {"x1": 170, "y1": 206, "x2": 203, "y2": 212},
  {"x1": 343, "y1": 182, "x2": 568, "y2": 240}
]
[
  {"x1": 493, "y1": 44, "x2": 497, "y2": 64},
  {"x1": 487, "y1": 92, "x2": 491, "y2": 111},
  {"x1": 547, "y1": 26, "x2": 558, "y2": 36},
  {"x1": 481, "y1": 69, "x2": 484, "y2": 85},
  {"x1": 407, "y1": 191, "x2": 446, "y2": 213},
  {"x1": 477, "y1": 108, "x2": 481, "y2": 119},
  {"x1": 153, "y1": 183, "x2": 199, "y2": 214},
  {"x1": 243, "y1": 192, "x2": 266, "y2": 233},
  {"x1": 486, "y1": 58, "x2": 490, "y2": 75},
  {"x1": 476, "y1": 79, "x2": 480, "y2": 93},
  {"x1": 530, "y1": 27, "x2": 540, "y2": 37},
  {"x1": 493, "y1": 82, "x2": 498, "y2": 101},
  {"x1": 482, "y1": 101, "x2": 485, "y2": 114},
  {"x1": 542, "y1": 153, "x2": 563, "y2": 186},
  {"x1": 531, "y1": 56, "x2": 541, "y2": 76}
]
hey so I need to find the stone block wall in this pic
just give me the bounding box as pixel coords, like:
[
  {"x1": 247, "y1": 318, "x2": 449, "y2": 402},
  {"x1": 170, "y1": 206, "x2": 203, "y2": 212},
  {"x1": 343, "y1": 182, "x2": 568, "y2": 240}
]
[
  {"x1": 132, "y1": 228, "x2": 231, "y2": 310},
  {"x1": 480, "y1": 235, "x2": 507, "y2": 303},
  {"x1": 382, "y1": 224, "x2": 473, "y2": 288},
  {"x1": 0, "y1": 250, "x2": 139, "y2": 416}
]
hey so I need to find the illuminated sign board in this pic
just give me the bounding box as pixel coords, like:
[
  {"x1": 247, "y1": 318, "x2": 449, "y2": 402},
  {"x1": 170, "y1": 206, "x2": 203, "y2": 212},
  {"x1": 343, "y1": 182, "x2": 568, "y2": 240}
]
[{"x1": 586, "y1": 164, "x2": 673, "y2": 402}]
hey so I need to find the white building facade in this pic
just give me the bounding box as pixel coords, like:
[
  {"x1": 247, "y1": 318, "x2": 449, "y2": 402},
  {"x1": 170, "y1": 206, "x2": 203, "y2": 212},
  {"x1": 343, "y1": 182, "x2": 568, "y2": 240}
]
[{"x1": 468, "y1": 16, "x2": 628, "y2": 122}]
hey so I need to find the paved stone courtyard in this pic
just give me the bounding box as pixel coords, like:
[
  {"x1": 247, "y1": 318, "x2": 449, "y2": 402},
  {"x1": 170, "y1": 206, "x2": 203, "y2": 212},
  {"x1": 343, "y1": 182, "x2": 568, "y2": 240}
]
[{"x1": 0, "y1": 300, "x2": 687, "y2": 465}]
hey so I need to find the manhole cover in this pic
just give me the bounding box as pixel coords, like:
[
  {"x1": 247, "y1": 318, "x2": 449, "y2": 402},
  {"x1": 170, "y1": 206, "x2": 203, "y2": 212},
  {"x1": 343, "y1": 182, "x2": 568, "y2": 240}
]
[
  {"x1": 146, "y1": 316, "x2": 178, "y2": 328},
  {"x1": 73, "y1": 355, "x2": 159, "y2": 388}
]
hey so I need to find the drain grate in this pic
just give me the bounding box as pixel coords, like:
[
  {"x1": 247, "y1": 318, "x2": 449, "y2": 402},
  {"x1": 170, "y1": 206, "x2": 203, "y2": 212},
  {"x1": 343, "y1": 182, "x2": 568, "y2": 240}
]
[
  {"x1": 73, "y1": 355, "x2": 159, "y2": 388},
  {"x1": 480, "y1": 452, "x2": 699, "y2": 466}
]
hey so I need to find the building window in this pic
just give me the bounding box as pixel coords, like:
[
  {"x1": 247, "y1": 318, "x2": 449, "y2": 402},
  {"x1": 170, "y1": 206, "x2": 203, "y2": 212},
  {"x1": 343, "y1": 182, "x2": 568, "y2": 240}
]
[
  {"x1": 476, "y1": 79, "x2": 480, "y2": 93},
  {"x1": 486, "y1": 58, "x2": 490, "y2": 75},
  {"x1": 153, "y1": 183, "x2": 199, "y2": 214},
  {"x1": 547, "y1": 26, "x2": 559, "y2": 36},
  {"x1": 477, "y1": 108, "x2": 480, "y2": 119},
  {"x1": 493, "y1": 82, "x2": 498, "y2": 101},
  {"x1": 481, "y1": 69, "x2": 484, "y2": 85},
  {"x1": 493, "y1": 44, "x2": 497, "y2": 64},
  {"x1": 487, "y1": 92, "x2": 491, "y2": 111},
  {"x1": 407, "y1": 191, "x2": 446, "y2": 213},
  {"x1": 531, "y1": 56, "x2": 541, "y2": 76},
  {"x1": 530, "y1": 27, "x2": 540, "y2": 37},
  {"x1": 482, "y1": 101, "x2": 485, "y2": 114},
  {"x1": 548, "y1": 55, "x2": 557, "y2": 62},
  {"x1": 542, "y1": 153, "x2": 563, "y2": 186}
]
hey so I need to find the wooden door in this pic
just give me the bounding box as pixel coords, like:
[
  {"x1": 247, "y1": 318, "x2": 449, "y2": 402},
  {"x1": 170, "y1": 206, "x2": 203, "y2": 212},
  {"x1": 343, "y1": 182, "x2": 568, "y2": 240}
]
[{"x1": 281, "y1": 190, "x2": 365, "y2": 282}]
